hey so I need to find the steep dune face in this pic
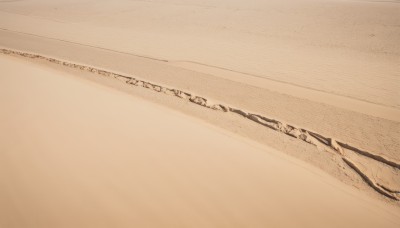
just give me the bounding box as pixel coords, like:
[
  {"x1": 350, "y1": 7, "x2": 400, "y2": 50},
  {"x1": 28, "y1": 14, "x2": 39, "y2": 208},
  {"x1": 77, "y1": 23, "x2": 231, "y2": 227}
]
[
  {"x1": 0, "y1": 0, "x2": 399, "y2": 107},
  {"x1": 1, "y1": 54, "x2": 400, "y2": 228}
]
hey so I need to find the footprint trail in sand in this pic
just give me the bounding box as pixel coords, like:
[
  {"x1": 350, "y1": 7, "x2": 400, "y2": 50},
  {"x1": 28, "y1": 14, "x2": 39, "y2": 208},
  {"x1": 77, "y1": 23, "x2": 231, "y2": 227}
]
[{"x1": 1, "y1": 48, "x2": 399, "y2": 201}]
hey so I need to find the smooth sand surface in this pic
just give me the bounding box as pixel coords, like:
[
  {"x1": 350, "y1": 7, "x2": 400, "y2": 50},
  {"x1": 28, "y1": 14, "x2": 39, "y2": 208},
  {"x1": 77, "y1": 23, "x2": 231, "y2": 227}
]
[
  {"x1": 1, "y1": 0, "x2": 400, "y2": 226},
  {"x1": 1, "y1": 54, "x2": 400, "y2": 228},
  {"x1": 1, "y1": 35, "x2": 399, "y2": 205},
  {"x1": 0, "y1": 0, "x2": 399, "y2": 108}
]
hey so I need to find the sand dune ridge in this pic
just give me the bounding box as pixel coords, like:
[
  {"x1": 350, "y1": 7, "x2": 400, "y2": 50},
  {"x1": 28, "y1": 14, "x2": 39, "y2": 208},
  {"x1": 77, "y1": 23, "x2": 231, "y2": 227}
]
[{"x1": 2, "y1": 47, "x2": 399, "y2": 201}]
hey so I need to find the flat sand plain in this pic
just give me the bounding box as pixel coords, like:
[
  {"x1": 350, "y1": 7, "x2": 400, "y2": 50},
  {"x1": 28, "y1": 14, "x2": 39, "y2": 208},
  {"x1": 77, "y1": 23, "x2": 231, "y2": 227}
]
[{"x1": 0, "y1": 0, "x2": 400, "y2": 227}]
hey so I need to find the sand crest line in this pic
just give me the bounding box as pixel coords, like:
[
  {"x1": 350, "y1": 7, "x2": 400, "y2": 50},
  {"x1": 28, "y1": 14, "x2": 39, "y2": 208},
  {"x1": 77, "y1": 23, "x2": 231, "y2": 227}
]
[{"x1": 1, "y1": 48, "x2": 399, "y2": 200}]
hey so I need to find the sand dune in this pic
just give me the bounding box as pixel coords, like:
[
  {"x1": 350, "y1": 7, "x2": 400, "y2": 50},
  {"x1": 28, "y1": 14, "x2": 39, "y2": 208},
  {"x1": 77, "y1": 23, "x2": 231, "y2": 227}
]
[
  {"x1": 1, "y1": 53, "x2": 400, "y2": 228},
  {"x1": 2, "y1": 47, "x2": 399, "y2": 202},
  {"x1": 1, "y1": 0, "x2": 400, "y2": 227}
]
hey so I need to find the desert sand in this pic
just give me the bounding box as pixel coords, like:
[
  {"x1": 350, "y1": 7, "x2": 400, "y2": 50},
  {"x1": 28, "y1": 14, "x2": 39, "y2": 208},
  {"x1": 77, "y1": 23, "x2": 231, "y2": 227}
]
[
  {"x1": 1, "y1": 53, "x2": 400, "y2": 228},
  {"x1": 1, "y1": 0, "x2": 400, "y2": 227}
]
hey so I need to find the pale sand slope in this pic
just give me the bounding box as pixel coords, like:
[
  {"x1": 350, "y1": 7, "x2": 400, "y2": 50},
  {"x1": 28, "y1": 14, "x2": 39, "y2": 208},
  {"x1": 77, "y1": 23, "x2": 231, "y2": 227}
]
[
  {"x1": 1, "y1": 43, "x2": 400, "y2": 203},
  {"x1": 0, "y1": 0, "x2": 399, "y2": 109},
  {"x1": 1, "y1": 0, "x2": 399, "y2": 197},
  {"x1": 1, "y1": 31, "x2": 400, "y2": 203},
  {"x1": 1, "y1": 53, "x2": 400, "y2": 228}
]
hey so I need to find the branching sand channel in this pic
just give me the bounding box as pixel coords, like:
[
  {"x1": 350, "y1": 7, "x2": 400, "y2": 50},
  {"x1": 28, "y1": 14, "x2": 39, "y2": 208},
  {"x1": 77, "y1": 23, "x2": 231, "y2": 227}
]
[{"x1": 2, "y1": 48, "x2": 399, "y2": 201}]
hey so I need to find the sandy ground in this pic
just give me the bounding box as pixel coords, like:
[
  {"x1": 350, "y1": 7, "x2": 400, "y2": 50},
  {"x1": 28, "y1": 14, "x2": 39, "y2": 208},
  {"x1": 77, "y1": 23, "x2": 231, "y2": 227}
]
[
  {"x1": 0, "y1": 0, "x2": 399, "y2": 108},
  {"x1": 1, "y1": 53, "x2": 400, "y2": 228},
  {"x1": 0, "y1": 0, "x2": 400, "y2": 227}
]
